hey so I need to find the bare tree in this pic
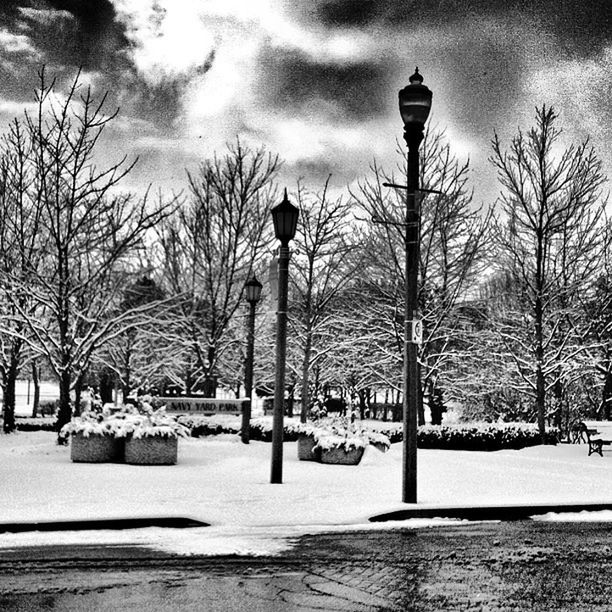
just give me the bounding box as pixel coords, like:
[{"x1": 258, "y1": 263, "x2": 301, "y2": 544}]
[
  {"x1": 490, "y1": 105, "x2": 608, "y2": 439},
  {"x1": 94, "y1": 274, "x2": 167, "y2": 401},
  {"x1": 154, "y1": 140, "x2": 280, "y2": 396},
  {"x1": 288, "y1": 178, "x2": 362, "y2": 421},
  {"x1": 0, "y1": 70, "x2": 177, "y2": 436},
  {"x1": 353, "y1": 128, "x2": 492, "y2": 422},
  {"x1": 570, "y1": 226, "x2": 612, "y2": 421},
  {"x1": 0, "y1": 117, "x2": 45, "y2": 432}
]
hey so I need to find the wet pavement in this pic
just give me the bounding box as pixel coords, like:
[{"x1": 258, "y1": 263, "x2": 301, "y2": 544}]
[{"x1": 3, "y1": 521, "x2": 612, "y2": 610}]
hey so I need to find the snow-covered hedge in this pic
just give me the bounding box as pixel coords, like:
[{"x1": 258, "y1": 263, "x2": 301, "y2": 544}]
[
  {"x1": 177, "y1": 414, "x2": 243, "y2": 438},
  {"x1": 177, "y1": 415, "x2": 318, "y2": 441},
  {"x1": 417, "y1": 423, "x2": 559, "y2": 451},
  {"x1": 15, "y1": 417, "x2": 56, "y2": 432},
  {"x1": 40, "y1": 411, "x2": 558, "y2": 451},
  {"x1": 366, "y1": 423, "x2": 403, "y2": 443}
]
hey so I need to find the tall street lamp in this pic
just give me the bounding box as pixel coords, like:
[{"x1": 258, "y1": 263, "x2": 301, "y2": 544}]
[
  {"x1": 270, "y1": 189, "x2": 299, "y2": 484},
  {"x1": 242, "y1": 275, "x2": 263, "y2": 444},
  {"x1": 398, "y1": 67, "x2": 432, "y2": 503}
]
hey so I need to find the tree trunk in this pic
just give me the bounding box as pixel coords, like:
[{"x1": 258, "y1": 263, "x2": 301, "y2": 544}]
[
  {"x1": 313, "y1": 365, "x2": 320, "y2": 401},
  {"x1": 286, "y1": 384, "x2": 294, "y2": 418},
  {"x1": 2, "y1": 342, "x2": 22, "y2": 433},
  {"x1": 122, "y1": 344, "x2": 132, "y2": 402},
  {"x1": 357, "y1": 389, "x2": 366, "y2": 420},
  {"x1": 73, "y1": 374, "x2": 84, "y2": 417},
  {"x1": 600, "y1": 361, "x2": 612, "y2": 420},
  {"x1": 534, "y1": 259, "x2": 546, "y2": 442},
  {"x1": 551, "y1": 369, "x2": 564, "y2": 430},
  {"x1": 300, "y1": 329, "x2": 313, "y2": 423},
  {"x1": 383, "y1": 389, "x2": 389, "y2": 421},
  {"x1": 202, "y1": 344, "x2": 217, "y2": 398},
  {"x1": 99, "y1": 370, "x2": 114, "y2": 404},
  {"x1": 2, "y1": 366, "x2": 18, "y2": 433},
  {"x1": 417, "y1": 362, "x2": 425, "y2": 426},
  {"x1": 56, "y1": 369, "x2": 72, "y2": 442},
  {"x1": 31, "y1": 360, "x2": 40, "y2": 418}
]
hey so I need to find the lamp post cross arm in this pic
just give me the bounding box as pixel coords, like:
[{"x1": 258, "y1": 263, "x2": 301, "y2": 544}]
[{"x1": 382, "y1": 182, "x2": 444, "y2": 195}]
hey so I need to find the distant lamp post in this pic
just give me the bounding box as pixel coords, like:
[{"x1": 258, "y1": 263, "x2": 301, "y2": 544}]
[
  {"x1": 242, "y1": 275, "x2": 263, "y2": 444},
  {"x1": 398, "y1": 67, "x2": 432, "y2": 503},
  {"x1": 270, "y1": 189, "x2": 299, "y2": 484}
]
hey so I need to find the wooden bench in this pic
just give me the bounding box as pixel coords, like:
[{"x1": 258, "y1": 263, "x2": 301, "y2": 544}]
[{"x1": 578, "y1": 421, "x2": 612, "y2": 457}]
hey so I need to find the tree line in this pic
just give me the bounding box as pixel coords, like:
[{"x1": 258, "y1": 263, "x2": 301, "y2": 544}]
[{"x1": 0, "y1": 72, "x2": 609, "y2": 442}]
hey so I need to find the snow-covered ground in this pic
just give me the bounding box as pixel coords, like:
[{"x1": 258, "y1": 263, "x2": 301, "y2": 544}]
[{"x1": 2, "y1": 430, "x2": 612, "y2": 556}]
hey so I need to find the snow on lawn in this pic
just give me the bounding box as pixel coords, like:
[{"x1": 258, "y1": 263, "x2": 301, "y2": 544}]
[{"x1": 2, "y1": 431, "x2": 612, "y2": 555}]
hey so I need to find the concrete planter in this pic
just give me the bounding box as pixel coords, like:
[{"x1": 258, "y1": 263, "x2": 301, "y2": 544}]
[
  {"x1": 319, "y1": 446, "x2": 365, "y2": 465},
  {"x1": 371, "y1": 441, "x2": 389, "y2": 453},
  {"x1": 297, "y1": 434, "x2": 321, "y2": 462},
  {"x1": 124, "y1": 436, "x2": 178, "y2": 465},
  {"x1": 70, "y1": 433, "x2": 124, "y2": 463}
]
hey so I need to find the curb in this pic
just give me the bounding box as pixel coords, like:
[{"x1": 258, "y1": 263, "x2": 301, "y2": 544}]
[
  {"x1": 369, "y1": 502, "x2": 612, "y2": 523},
  {"x1": 0, "y1": 516, "x2": 209, "y2": 534}
]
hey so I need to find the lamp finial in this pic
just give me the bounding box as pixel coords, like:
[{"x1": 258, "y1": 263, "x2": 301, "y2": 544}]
[{"x1": 409, "y1": 67, "x2": 423, "y2": 85}]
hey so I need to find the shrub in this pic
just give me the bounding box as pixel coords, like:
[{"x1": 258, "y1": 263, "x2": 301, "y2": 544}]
[
  {"x1": 417, "y1": 423, "x2": 559, "y2": 451},
  {"x1": 39, "y1": 400, "x2": 58, "y2": 417},
  {"x1": 177, "y1": 415, "x2": 242, "y2": 437},
  {"x1": 15, "y1": 417, "x2": 56, "y2": 432},
  {"x1": 172, "y1": 415, "x2": 559, "y2": 451}
]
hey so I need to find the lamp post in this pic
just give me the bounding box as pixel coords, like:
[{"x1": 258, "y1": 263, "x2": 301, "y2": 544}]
[
  {"x1": 242, "y1": 275, "x2": 263, "y2": 444},
  {"x1": 398, "y1": 67, "x2": 432, "y2": 503},
  {"x1": 270, "y1": 189, "x2": 299, "y2": 484}
]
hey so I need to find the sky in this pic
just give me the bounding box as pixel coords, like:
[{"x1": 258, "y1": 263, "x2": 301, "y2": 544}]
[{"x1": 0, "y1": 0, "x2": 610, "y2": 205}]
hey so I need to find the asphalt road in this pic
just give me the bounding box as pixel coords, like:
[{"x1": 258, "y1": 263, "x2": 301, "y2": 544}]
[{"x1": 2, "y1": 520, "x2": 612, "y2": 611}]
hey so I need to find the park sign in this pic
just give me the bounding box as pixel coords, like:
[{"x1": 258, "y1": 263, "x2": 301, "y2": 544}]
[
  {"x1": 161, "y1": 397, "x2": 247, "y2": 416},
  {"x1": 411, "y1": 319, "x2": 423, "y2": 344}
]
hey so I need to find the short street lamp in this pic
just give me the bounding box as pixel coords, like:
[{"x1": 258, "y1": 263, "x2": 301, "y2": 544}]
[
  {"x1": 242, "y1": 275, "x2": 263, "y2": 444},
  {"x1": 398, "y1": 67, "x2": 432, "y2": 503},
  {"x1": 270, "y1": 189, "x2": 299, "y2": 484}
]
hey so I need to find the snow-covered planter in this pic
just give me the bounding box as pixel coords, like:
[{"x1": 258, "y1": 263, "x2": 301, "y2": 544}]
[
  {"x1": 61, "y1": 410, "x2": 126, "y2": 463},
  {"x1": 69, "y1": 432, "x2": 124, "y2": 463},
  {"x1": 367, "y1": 431, "x2": 391, "y2": 453},
  {"x1": 314, "y1": 433, "x2": 368, "y2": 465},
  {"x1": 293, "y1": 421, "x2": 326, "y2": 461},
  {"x1": 61, "y1": 403, "x2": 189, "y2": 465},
  {"x1": 119, "y1": 406, "x2": 189, "y2": 466},
  {"x1": 298, "y1": 432, "x2": 321, "y2": 461},
  {"x1": 124, "y1": 435, "x2": 178, "y2": 465}
]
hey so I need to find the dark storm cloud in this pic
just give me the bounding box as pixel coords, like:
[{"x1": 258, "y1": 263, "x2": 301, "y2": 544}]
[
  {"x1": 308, "y1": 0, "x2": 612, "y2": 57},
  {"x1": 0, "y1": 0, "x2": 131, "y2": 105},
  {"x1": 42, "y1": 0, "x2": 128, "y2": 69},
  {"x1": 257, "y1": 47, "x2": 393, "y2": 121},
  {"x1": 0, "y1": 0, "x2": 130, "y2": 71},
  {"x1": 309, "y1": 0, "x2": 384, "y2": 27},
  {"x1": 118, "y1": 56, "x2": 215, "y2": 128},
  {"x1": 0, "y1": 1, "x2": 213, "y2": 128}
]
